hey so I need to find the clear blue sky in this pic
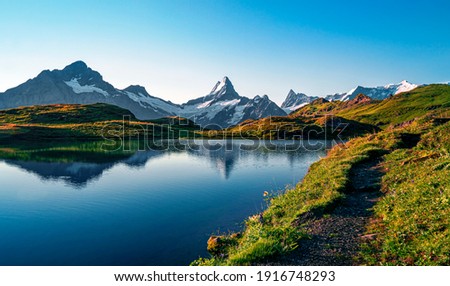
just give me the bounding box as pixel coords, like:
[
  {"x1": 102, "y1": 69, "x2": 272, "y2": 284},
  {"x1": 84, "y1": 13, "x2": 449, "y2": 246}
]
[{"x1": 0, "y1": 0, "x2": 449, "y2": 104}]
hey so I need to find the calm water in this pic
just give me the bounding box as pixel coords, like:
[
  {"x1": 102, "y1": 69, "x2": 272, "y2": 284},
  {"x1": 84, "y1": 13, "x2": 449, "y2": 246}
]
[{"x1": 0, "y1": 140, "x2": 332, "y2": 265}]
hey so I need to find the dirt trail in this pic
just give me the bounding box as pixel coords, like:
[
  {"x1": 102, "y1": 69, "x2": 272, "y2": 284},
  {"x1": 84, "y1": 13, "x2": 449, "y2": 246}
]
[{"x1": 263, "y1": 158, "x2": 385, "y2": 266}]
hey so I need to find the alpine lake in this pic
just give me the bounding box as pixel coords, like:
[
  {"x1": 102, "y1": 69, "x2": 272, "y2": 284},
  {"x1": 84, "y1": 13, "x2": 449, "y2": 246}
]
[{"x1": 0, "y1": 139, "x2": 334, "y2": 265}]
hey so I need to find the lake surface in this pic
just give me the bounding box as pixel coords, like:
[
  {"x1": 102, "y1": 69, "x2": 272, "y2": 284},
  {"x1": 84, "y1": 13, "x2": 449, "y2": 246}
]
[{"x1": 0, "y1": 140, "x2": 333, "y2": 265}]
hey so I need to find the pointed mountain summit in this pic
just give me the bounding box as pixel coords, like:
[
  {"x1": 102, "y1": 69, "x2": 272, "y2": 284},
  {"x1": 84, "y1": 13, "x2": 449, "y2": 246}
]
[
  {"x1": 210, "y1": 76, "x2": 235, "y2": 94},
  {"x1": 180, "y1": 76, "x2": 285, "y2": 128},
  {"x1": 62, "y1": 60, "x2": 89, "y2": 74},
  {"x1": 0, "y1": 61, "x2": 177, "y2": 119},
  {"x1": 285, "y1": 89, "x2": 298, "y2": 101},
  {"x1": 184, "y1": 76, "x2": 240, "y2": 106},
  {"x1": 52, "y1": 61, "x2": 109, "y2": 89},
  {"x1": 281, "y1": 89, "x2": 318, "y2": 113},
  {"x1": 0, "y1": 65, "x2": 287, "y2": 128},
  {"x1": 59, "y1": 61, "x2": 116, "y2": 95},
  {"x1": 1, "y1": 61, "x2": 433, "y2": 130},
  {"x1": 208, "y1": 76, "x2": 240, "y2": 102},
  {"x1": 393, "y1": 80, "x2": 418, "y2": 94}
]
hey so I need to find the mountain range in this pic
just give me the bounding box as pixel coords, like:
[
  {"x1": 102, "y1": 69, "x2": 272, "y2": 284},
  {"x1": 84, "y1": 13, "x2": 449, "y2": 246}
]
[
  {"x1": 0, "y1": 61, "x2": 286, "y2": 129},
  {"x1": 280, "y1": 80, "x2": 419, "y2": 113},
  {"x1": 0, "y1": 61, "x2": 435, "y2": 127}
]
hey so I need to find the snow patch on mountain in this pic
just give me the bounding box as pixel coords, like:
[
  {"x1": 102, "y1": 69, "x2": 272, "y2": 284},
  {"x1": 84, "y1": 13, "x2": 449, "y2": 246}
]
[
  {"x1": 325, "y1": 80, "x2": 419, "y2": 101},
  {"x1": 394, "y1": 80, "x2": 418, "y2": 94},
  {"x1": 178, "y1": 77, "x2": 285, "y2": 128},
  {"x1": 64, "y1": 78, "x2": 109, "y2": 97},
  {"x1": 282, "y1": 102, "x2": 309, "y2": 113},
  {"x1": 123, "y1": 90, "x2": 179, "y2": 114},
  {"x1": 229, "y1": 105, "x2": 246, "y2": 126},
  {"x1": 181, "y1": 98, "x2": 242, "y2": 122},
  {"x1": 197, "y1": 100, "x2": 213, "y2": 109},
  {"x1": 220, "y1": 99, "x2": 240, "y2": 106},
  {"x1": 211, "y1": 79, "x2": 226, "y2": 94}
]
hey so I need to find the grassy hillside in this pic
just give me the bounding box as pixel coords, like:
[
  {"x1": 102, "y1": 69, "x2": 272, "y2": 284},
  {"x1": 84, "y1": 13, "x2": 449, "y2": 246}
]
[
  {"x1": 2, "y1": 86, "x2": 449, "y2": 266},
  {"x1": 290, "y1": 85, "x2": 450, "y2": 128},
  {"x1": 336, "y1": 85, "x2": 450, "y2": 127},
  {"x1": 289, "y1": 94, "x2": 375, "y2": 118},
  {"x1": 0, "y1": 103, "x2": 201, "y2": 141},
  {"x1": 194, "y1": 120, "x2": 450, "y2": 266},
  {"x1": 211, "y1": 114, "x2": 378, "y2": 140},
  {"x1": 193, "y1": 129, "x2": 401, "y2": 265},
  {"x1": 0, "y1": 103, "x2": 137, "y2": 124},
  {"x1": 218, "y1": 85, "x2": 450, "y2": 141},
  {"x1": 361, "y1": 121, "x2": 450, "y2": 265},
  {"x1": 193, "y1": 85, "x2": 450, "y2": 266}
]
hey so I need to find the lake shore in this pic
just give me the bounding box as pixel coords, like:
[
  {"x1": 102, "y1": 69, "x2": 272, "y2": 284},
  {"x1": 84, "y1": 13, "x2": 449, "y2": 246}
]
[{"x1": 193, "y1": 118, "x2": 450, "y2": 266}]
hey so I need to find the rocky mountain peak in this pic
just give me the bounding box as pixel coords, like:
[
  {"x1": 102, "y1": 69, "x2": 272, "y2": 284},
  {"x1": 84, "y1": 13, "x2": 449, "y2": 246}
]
[
  {"x1": 203, "y1": 76, "x2": 241, "y2": 103},
  {"x1": 124, "y1": 85, "x2": 150, "y2": 96},
  {"x1": 251, "y1": 94, "x2": 270, "y2": 104},
  {"x1": 210, "y1": 76, "x2": 236, "y2": 95},
  {"x1": 287, "y1": 89, "x2": 297, "y2": 97},
  {"x1": 64, "y1": 60, "x2": 88, "y2": 72},
  {"x1": 58, "y1": 61, "x2": 105, "y2": 86},
  {"x1": 281, "y1": 89, "x2": 318, "y2": 112}
]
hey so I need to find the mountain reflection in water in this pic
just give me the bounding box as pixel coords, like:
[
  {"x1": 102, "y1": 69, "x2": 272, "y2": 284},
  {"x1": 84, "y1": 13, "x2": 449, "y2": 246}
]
[{"x1": 0, "y1": 139, "x2": 334, "y2": 265}]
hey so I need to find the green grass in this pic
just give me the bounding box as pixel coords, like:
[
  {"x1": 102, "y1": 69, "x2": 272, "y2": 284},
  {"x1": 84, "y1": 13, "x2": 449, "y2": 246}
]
[
  {"x1": 0, "y1": 103, "x2": 202, "y2": 141},
  {"x1": 2, "y1": 86, "x2": 450, "y2": 266},
  {"x1": 0, "y1": 140, "x2": 134, "y2": 163},
  {"x1": 0, "y1": 103, "x2": 137, "y2": 124},
  {"x1": 192, "y1": 131, "x2": 401, "y2": 265},
  {"x1": 360, "y1": 122, "x2": 450, "y2": 265},
  {"x1": 209, "y1": 85, "x2": 450, "y2": 141},
  {"x1": 209, "y1": 115, "x2": 378, "y2": 140},
  {"x1": 193, "y1": 84, "x2": 450, "y2": 265},
  {"x1": 336, "y1": 85, "x2": 450, "y2": 127},
  {"x1": 287, "y1": 84, "x2": 450, "y2": 129}
]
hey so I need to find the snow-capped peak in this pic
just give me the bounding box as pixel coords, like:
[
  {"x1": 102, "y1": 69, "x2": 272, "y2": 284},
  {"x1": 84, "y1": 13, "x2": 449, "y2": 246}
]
[
  {"x1": 396, "y1": 80, "x2": 418, "y2": 94},
  {"x1": 210, "y1": 76, "x2": 233, "y2": 94},
  {"x1": 325, "y1": 80, "x2": 420, "y2": 102},
  {"x1": 383, "y1": 80, "x2": 418, "y2": 94}
]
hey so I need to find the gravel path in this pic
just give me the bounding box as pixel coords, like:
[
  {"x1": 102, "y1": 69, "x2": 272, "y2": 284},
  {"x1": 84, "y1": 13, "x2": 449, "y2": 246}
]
[{"x1": 262, "y1": 158, "x2": 385, "y2": 266}]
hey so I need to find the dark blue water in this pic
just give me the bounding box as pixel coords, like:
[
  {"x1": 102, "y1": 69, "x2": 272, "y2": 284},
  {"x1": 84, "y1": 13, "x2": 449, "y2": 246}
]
[{"x1": 0, "y1": 140, "x2": 332, "y2": 265}]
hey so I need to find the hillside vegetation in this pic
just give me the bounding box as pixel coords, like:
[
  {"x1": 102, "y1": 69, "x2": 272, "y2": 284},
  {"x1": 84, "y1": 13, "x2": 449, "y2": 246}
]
[
  {"x1": 215, "y1": 85, "x2": 450, "y2": 141},
  {"x1": 1, "y1": 85, "x2": 449, "y2": 266},
  {"x1": 361, "y1": 121, "x2": 450, "y2": 265},
  {"x1": 193, "y1": 84, "x2": 450, "y2": 265},
  {"x1": 336, "y1": 85, "x2": 450, "y2": 127},
  {"x1": 0, "y1": 103, "x2": 201, "y2": 141}
]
